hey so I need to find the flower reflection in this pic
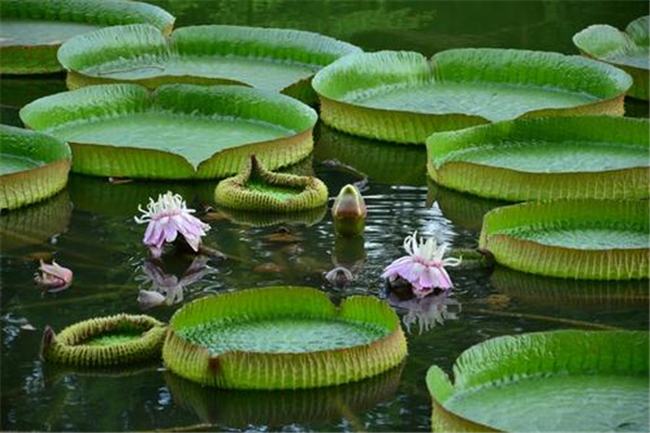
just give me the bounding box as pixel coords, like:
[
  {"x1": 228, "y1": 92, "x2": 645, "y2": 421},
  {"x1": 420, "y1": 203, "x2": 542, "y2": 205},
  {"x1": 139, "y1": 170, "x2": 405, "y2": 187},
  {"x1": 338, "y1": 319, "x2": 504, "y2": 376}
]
[
  {"x1": 136, "y1": 256, "x2": 212, "y2": 309},
  {"x1": 388, "y1": 292, "x2": 461, "y2": 335}
]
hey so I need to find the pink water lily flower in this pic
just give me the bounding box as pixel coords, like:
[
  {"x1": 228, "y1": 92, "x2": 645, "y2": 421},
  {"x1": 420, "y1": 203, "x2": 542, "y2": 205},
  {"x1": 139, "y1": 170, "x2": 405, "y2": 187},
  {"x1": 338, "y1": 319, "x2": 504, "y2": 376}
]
[
  {"x1": 34, "y1": 260, "x2": 73, "y2": 293},
  {"x1": 134, "y1": 191, "x2": 210, "y2": 258},
  {"x1": 382, "y1": 231, "x2": 460, "y2": 298}
]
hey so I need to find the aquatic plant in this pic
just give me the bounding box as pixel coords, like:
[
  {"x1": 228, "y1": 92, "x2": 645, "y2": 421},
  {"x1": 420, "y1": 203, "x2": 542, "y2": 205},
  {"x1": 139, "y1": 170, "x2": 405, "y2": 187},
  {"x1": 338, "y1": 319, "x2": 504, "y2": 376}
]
[
  {"x1": 135, "y1": 191, "x2": 210, "y2": 258},
  {"x1": 20, "y1": 84, "x2": 318, "y2": 179},
  {"x1": 324, "y1": 266, "x2": 355, "y2": 288},
  {"x1": 388, "y1": 292, "x2": 461, "y2": 335},
  {"x1": 332, "y1": 184, "x2": 367, "y2": 237},
  {"x1": 427, "y1": 116, "x2": 650, "y2": 201},
  {"x1": 574, "y1": 16, "x2": 649, "y2": 100},
  {"x1": 0, "y1": 125, "x2": 71, "y2": 210},
  {"x1": 162, "y1": 286, "x2": 407, "y2": 389},
  {"x1": 34, "y1": 260, "x2": 73, "y2": 293},
  {"x1": 214, "y1": 156, "x2": 329, "y2": 213},
  {"x1": 41, "y1": 314, "x2": 167, "y2": 367},
  {"x1": 427, "y1": 330, "x2": 649, "y2": 432},
  {"x1": 58, "y1": 24, "x2": 361, "y2": 104},
  {"x1": 0, "y1": 0, "x2": 174, "y2": 74},
  {"x1": 382, "y1": 231, "x2": 461, "y2": 298},
  {"x1": 312, "y1": 49, "x2": 632, "y2": 144},
  {"x1": 479, "y1": 199, "x2": 649, "y2": 280}
]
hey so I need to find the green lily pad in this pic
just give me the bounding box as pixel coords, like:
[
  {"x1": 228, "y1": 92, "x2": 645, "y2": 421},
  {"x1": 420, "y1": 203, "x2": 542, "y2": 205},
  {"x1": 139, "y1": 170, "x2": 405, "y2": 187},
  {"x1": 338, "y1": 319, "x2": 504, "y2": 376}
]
[
  {"x1": 164, "y1": 364, "x2": 402, "y2": 427},
  {"x1": 490, "y1": 266, "x2": 649, "y2": 308},
  {"x1": 58, "y1": 24, "x2": 361, "y2": 104},
  {"x1": 479, "y1": 199, "x2": 649, "y2": 280},
  {"x1": 312, "y1": 49, "x2": 632, "y2": 144},
  {"x1": 214, "y1": 155, "x2": 329, "y2": 212},
  {"x1": 162, "y1": 286, "x2": 407, "y2": 389},
  {"x1": 20, "y1": 84, "x2": 318, "y2": 179},
  {"x1": 216, "y1": 206, "x2": 327, "y2": 228},
  {"x1": 41, "y1": 313, "x2": 167, "y2": 367},
  {"x1": 427, "y1": 116, "x2": 650, "y2": 201},
  {"x1": 0, "y1": 0, "x2": 174, "y2": 74},
  {"x1": 0, "y1": 124, "x2": 71, "y2": 210},
  {"x1": 427, "y1": 330, "x2": 649, "y2": 432},
  {"x1": 315, "y1": 125, "x2": 427, "y2": 186},
  {"x1": 573, "y1": 16, "x2": 649, "y2": 100}
]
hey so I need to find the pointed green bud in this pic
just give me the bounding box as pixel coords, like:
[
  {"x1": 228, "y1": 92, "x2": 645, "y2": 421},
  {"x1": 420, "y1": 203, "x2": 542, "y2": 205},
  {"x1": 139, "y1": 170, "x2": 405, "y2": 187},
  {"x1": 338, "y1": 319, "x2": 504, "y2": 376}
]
[{"x1": 332, "y1": 184, "x2": 367, "y2": 237}]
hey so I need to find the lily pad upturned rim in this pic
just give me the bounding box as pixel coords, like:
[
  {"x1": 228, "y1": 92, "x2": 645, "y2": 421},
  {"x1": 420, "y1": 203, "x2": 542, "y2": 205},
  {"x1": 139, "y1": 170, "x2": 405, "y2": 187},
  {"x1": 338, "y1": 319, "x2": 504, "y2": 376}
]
[
  {"x1": 41, "y1": 313, "x2": 167, "y2": 367},
  {"x1": 19, "y1": 83, "x2": 318, "y2": 179},
  {"x1": 162, "y1": 286, "x2": 408, "y2": 389},
  {"x1": 426, "y1": 330, "x2": 648, "y2": 432},
  {"x1": 57, "y1": 23, "x2": 361, "y2": 103},
  {"x1": 312, "y1": 48, "x2": 632, "y2": 144},
  {"x1": 214, "y1": 155, "x2": 329, "y2": 212},
  {"x1": 573, "y1": 16, "x2": 649, "y2": 100},
  {"x1": 0, "y1": 124, "x2": 71, "y2": 210},
  {"x1": 426, "y1": 116, "x2": 650, "y2": 201},
  {"x1": 479, "y1": 199, "x2": 649, "y2": 280},
  {"x1": 0, "y1": 0, "x2": 175, "y2": 75}
]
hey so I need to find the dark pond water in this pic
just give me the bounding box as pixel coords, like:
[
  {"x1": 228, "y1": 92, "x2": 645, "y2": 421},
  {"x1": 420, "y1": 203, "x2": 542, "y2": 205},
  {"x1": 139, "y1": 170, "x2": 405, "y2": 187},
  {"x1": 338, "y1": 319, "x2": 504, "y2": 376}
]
[{"x1": 1, "y1": 1, "x2": 649, "y2": 431}]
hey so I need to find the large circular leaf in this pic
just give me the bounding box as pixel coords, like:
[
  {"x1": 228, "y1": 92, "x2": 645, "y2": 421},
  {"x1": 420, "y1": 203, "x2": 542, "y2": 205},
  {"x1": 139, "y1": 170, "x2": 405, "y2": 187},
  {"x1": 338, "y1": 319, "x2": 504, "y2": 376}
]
[
  {"x1": 427, "y1": 116, "x2": 649, "y2": 201},
  {"x1": 312, "y1": 49, "x2": 632, "y2": 144},
  {"x1": 20, "y1": 84, "x2": 318, "y2": 180},
  {"x1": 0, "y1": 0, "x2": 174, "y2": 74}
]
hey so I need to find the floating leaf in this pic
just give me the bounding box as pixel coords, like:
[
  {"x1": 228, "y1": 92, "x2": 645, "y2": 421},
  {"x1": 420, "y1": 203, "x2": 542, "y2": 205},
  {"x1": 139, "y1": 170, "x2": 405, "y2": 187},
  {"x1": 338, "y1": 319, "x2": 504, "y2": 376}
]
[{"x1": 312, "y1": 49, "x2": 631, "y2": 144}]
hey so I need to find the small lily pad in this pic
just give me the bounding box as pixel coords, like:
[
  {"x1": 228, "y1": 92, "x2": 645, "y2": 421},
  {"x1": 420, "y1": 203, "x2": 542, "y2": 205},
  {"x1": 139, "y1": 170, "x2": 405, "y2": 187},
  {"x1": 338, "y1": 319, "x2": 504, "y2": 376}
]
[
  {"x1": 574, "y1": 16, "x2": 649, "y2": 100},
  {"x1": 479, "y1": 199, "x2": 649, "y2": 280},
  {"x1": 0, "y1": 125, "x2": 71, "y2": 210},
  {"x1": 0, "y1": 0, "x2": 174, "y2": 74},
  {"x1": 20, "y1": 84, "x2": 318, "y2": 179},
  {"x1": 427, "y1": 116, "x2": 650, "y2": 201},
  {"x1": 214, "y1": 156, "x2": 329, "y2": 212},
  {"x1": 41, "y1": 314, "x2": 167, "y2": 367},
  {"x1": 312, "y1": 49, "x2": 632, "y2": 144},
  {"x1": 427, "y1": 330, "x2": 649, "y2": 432},
  {"x1": 162, "y1": 286, "x2": 407, "y2": 389},
  {"x1": 58, "y1": 24, "x2": 361, "y2": 104}
]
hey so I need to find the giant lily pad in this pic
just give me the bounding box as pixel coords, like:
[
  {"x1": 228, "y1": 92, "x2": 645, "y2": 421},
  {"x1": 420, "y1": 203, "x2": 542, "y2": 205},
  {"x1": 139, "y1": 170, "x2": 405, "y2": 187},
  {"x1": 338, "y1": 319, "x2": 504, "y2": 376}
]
[
  {"x1": 162, "y1": 286, "x2": 407, "y2": 389},
  {"x1": 58, "y1": 24, "x2": 361, "y2": 104},
  {"x1": 427, "y1": 330, "x2": 648, "y2": 432},
  {"x1": 574, "y1": 16, "x2": 649, "y2": 100},
  {"x1": 20, "y1": 84, "x2": 318, "y2": 179},
  {"x1": 0, "y1": 0, "x2": 174, "y2": 75},
  {"x1": 312, "y1": 49, "x2": 632, "y2": 144},
  {"x1": 0, "y1": 124, "x2": 71, "y2": 210},
  {"x1": 427, "y1": 116, "x2": 650, "y2": 201},
  {"x1": 479, "y1": 199, "x2": 649, "y2": 280}
]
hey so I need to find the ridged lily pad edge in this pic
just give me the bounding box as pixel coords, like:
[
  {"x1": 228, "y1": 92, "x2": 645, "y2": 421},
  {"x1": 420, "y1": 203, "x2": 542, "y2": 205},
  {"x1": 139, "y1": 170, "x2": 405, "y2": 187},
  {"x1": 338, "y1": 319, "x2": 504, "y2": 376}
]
[
  {"x1": 41, "y1": 313, "x2": 167, "y2": 367},
  {"x1": 426, "y1": 330, "x2": 648, "y2": 432},
  {"x1": 312, "y1": 49, "x2": 632, "y2": 144},
  {"x1": 58, "y1": 24, "x2": 361, "y2": 104},
  {"x1": 0, "y1": 125, "x2": 71, "y2": 210},
  {"x1": 0, "y1": 0, "x2": 174, "y2": 74},
  {"x1": 19, "y1": 83, "x2": 318, "y2": 179},
  {"x1": 426, "y1": 116, "x2": 650, "y2": 201},
  {"x1": 162, "y1": 286, "x2": 408, "y2": 389},
  {"x1": 573, "y1": 16, "x2": 649, "y2": 100},
  {"x1": 214, "y1": 156, "x2": 329, "y2": 212},
  {"x1": 478, "y1": 199, "x2": 650, "y2": 280}
]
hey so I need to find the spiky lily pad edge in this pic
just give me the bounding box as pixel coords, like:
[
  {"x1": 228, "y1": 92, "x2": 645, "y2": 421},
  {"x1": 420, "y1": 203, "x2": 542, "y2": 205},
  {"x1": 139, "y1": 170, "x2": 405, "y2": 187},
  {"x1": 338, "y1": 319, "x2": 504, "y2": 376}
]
[
  {"x1": 214, "y1": 156, "x2": 329, "y2": 212},
  {"x1": 19, "y1": 84, "x2": 317, "y2": 179},
  {"x1": 0, "y1": 125, "x2": 71, "y2": 210},
  {"x1": 426, "y1": 116, "x2": 650, "y2": 201},
  {"x1": 41, "y1": 313, "x2": 167, "y2": 367},
  {"x1": 162, "y1": 286, "x2": 408, "y2": 389},
  {"x1": 0, "y1": 0, "x2": 174, "y2": 75},
  {"x1": 478, "y1": 199, "x2": 650, "y2": 280},
  {"x1": 426, "y1": 330, "x2": 648, "y2": 432},
  {"x1": 59, "y1": 24, "x2": 361, "y2": 104},
  {"x1": 313, "y1": 49, "x2": 631, "y2": 144}
]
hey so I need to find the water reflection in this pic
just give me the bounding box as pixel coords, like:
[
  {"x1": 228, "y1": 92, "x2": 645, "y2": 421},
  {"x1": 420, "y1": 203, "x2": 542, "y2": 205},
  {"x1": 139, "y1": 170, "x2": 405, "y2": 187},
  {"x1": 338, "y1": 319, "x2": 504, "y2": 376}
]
[
  {"x1": 164, "y1": 364, "x2": 403, "y2": 429},
  {"x1": 388, "y1": 291, "x2": 461, "y2": 335}
]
